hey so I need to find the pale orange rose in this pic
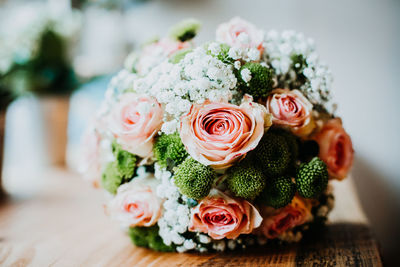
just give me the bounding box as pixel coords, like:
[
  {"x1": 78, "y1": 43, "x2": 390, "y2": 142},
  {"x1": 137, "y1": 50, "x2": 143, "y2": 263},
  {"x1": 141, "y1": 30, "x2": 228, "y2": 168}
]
[
  {"x1": 189, "y1": 189, "x2": 263, "y2": 240},
  {"x1": 180, "y1": 95, "x2": 271, "y2": 169},
  {"x1": 109, "y1": 93, "x2": 163, "y2": 158},
  {"x1": 314, "y1": 118, "x2": 354, "y2": 180},
  {"x1": 259, "y1": 196, "x2": 312, "y2": 239},
  {"x1": 266, "y1": 89, "x2": 315, "y2": 137}
]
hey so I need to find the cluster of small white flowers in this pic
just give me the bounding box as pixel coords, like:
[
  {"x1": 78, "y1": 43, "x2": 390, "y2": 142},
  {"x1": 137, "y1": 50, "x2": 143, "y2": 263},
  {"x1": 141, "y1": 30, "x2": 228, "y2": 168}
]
[
  {"x1": 104, "y1": 69, "x2": 137, "y2": 104},
  {"x1": 263, "y1": 30, "x2": 334, "y2": 111},
  {"x1": 136, "y1": 45, "x2": 173, "y2": 76},
  {"x1": 228, "y1": 46, "x2": 261, "y2": 62},
  {"x1": 0, "y1": 2, "x2": 81, "y2": 74},
  {"x1": 154, "y1": 164, "x2": 195, "y2": 252},
  {"x1": 134, "y1": 45, "x2": 239, "y2": 134},
  {"x1": 220, "y1": 30, "x2": 263, "y2": 62}
]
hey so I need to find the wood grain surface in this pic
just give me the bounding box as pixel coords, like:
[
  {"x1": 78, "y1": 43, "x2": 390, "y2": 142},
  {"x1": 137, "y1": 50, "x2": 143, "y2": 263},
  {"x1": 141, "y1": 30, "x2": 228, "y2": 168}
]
[{"x1": 0, "y1": 169, "x2": 382, "y2": 267}]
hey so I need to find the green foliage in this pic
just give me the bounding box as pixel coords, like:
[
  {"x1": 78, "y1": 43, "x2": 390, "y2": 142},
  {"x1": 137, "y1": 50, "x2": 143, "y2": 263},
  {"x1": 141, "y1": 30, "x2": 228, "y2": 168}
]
[
  {"x1": 174, "y1": 157, "x2": 216, "y2": 200},
  {"x1": 227, "y1": 163, "x2": 266, "y2": 200},
  {"x1": 168, "y1": 19, "x2": 201, "y2": 42},
  {"x1": 154, "y1": 133, "x2": 188, "y2": 169},
  {"x1": 239, "y1": 62, "x2": 273, "y2": 100},
  {"x1": 257, "y1": 176, "x2": 296, "y2": 208},
  {"x1": 169, "y1": 49, "x2": 192, "y2": 64},
  {"x1": 129, "y1": 225, "x2": 175, "y2": 252},
  {"x1": 254, "y1": 132, "x2": 292, "y2": 177},
  {"x1": 101, "y1": 141, "x2": 137, "y2": 194},
  {"x1": 295, "y1": 157, "x2": 328, "y2": 198}
]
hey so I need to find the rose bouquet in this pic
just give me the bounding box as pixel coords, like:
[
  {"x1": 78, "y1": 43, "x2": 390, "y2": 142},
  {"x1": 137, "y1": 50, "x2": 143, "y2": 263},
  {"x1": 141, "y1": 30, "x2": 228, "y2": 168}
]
[{"x1": 81, "y1": 18, "x2": 354, "y2": 253}]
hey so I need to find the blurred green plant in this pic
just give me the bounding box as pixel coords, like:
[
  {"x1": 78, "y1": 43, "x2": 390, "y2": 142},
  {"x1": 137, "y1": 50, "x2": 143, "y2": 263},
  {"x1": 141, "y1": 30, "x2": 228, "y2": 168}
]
[
  {"x1": 72, "y1": 0, "x2": 149, "y2": 9},
  {"x1": 0, "y1": 29, "x2": 78, "y2": 97}
]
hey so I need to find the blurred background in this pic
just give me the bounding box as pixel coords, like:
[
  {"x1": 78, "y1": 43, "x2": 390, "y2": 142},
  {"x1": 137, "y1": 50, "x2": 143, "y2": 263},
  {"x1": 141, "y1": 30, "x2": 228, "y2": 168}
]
[{"x1": 0, "y1": 0, "x2": 399, "y2": 265}]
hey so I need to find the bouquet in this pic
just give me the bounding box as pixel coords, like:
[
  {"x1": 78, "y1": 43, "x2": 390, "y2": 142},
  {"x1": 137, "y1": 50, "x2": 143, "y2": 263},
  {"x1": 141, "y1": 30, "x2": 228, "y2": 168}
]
[{"x1": 81, "y1": 18, "x2": 354, "y2": 253}]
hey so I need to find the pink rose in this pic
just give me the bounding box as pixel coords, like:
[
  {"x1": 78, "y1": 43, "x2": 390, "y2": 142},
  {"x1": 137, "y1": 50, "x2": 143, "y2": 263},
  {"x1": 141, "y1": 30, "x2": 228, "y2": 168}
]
[
  {"x1": 189, "y1": 189, "x2": 263, "y2": 240},
  {"x1": 80, "y1": 127, "x2": 102, "y2": 187},
  {"x1": 259, "y1": 196, "x2": 312, "y2": 239},
  {"x1": 110, "y1": 93, "x2": 163, "y2": 158},
  {"x1": 314, "y1": 118, "x2": 354, "y2": 180},
  {"x1": 216, "y1": 17, "x2": 264, "y2": 51},
  {"x1": 136, "y1": 38, "x2": 190, "y2": 74},
  {"x1": 150, "y1": 38, "x2": 190, "y2": 56},
  {"x1": 108, "y1": 176, "x2": 162, "y2": 227},
  {"x1": 180, "y1": 95, "x2": 271, "y2": 169},
  {"x1": 266, "y1": 89, "x2": 316, "y2": 137}
]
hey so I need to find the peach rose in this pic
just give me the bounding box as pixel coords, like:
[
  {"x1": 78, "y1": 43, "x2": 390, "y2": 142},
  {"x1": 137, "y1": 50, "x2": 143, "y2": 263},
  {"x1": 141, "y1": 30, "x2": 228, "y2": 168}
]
[
  {"x1": 110, "y1": 93, "x2": 163, "y2": 158},
  {"x1": 189, "y1": 189, "x2": 263, "y2": 240},
  {"x1": 108, "y1": 176, "x2": 162, "y2": 227},
  {"x1": 216, "y1": 17, "x2": 264, "y2": 51},
  {"x1": 314, "y1": 118, "x2": 354, "y2": 180},
  {"x1": 259, "y1": 196, "x2": 312, "y2": 239},
  {"x1": 266, "y1": 89, "x2": 315, "y2": 136},
  {"x1": 180, "y1": 95, "x2": 271, "y2": 169}
]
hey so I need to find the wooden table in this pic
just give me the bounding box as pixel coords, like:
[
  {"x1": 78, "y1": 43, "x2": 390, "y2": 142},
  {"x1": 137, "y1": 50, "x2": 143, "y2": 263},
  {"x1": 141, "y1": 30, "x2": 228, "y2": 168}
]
[{"x1": 0, "y1": 169, "x2": 382, "y2": 266}]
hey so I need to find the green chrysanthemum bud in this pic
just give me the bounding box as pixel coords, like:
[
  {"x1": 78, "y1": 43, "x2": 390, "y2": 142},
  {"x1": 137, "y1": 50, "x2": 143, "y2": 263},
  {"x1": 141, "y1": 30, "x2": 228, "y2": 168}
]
[
  {"x1": 295, "y1": 157, "x2": 328, "y2": 198},
  {"x1": 258, "y1": 176, "x2": 296, "y2": 208},
  {"x1": 101, "y1": 142, "x2": 137, "y2": 194},
  {"x1": 227, "y1": 163, "x2": 266, "y2": 200},
  {"x1": 129, "y1": 226, "x2": 174, "y2": 252},
  {"x1": 101, "y1": 162, "x2": 123, "y2": 194},
  {"x1": 154, "y1": 133, "x2": 189, "y2": 169},
  {"x1": 270, "y1": 128, "x2": 300, "y2": 171},
  {"x1": 112, "y1": 141, "x2": 136, "y2": 179},
  {"x1": 239, "y1": 62, "x2": 273, "y2": 100},
  {"x1": 169, "y1": 19, "x2": 201, "y2": 42},
  {"x1": 174, "y1": 157, "x2": 216, "y2": 200},
  {"x1": 254, "y1": 132, "x2": 292, "y2": 177}
]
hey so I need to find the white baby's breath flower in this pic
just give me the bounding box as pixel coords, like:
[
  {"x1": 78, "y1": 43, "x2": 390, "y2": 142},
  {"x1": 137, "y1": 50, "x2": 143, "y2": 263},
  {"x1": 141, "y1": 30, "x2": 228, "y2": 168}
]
[
  {"x1": 208, "y1": 42, "x2": 221, "y2": 55},
  {"x1": 248, "y1": 48, "x2": 261, "y2": 61},
  {"x1": 161, "y1": 120, "x2": 178, "y2": 134},
  {"x1": 234, "y1": 60, "x2": 241, "y2": 70},
  {"x1": 199, "y1": 234, "x2": 211, "y2": 244},
  {"x1": 183, "y1": 240, "x2": 196, "y2": 250},
  {"x1": 228, "y1": 47, "x2": 242, "y2": 60},
  {"x1": 241, "y1": 68, "x2": 252, "y2": 83}
]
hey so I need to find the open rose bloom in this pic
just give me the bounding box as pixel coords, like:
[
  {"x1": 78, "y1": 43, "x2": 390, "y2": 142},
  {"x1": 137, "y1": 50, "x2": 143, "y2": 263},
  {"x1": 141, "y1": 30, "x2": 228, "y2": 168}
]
[{"x1": 82, "y1": 18, "x2": 353, "y2": 253}]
